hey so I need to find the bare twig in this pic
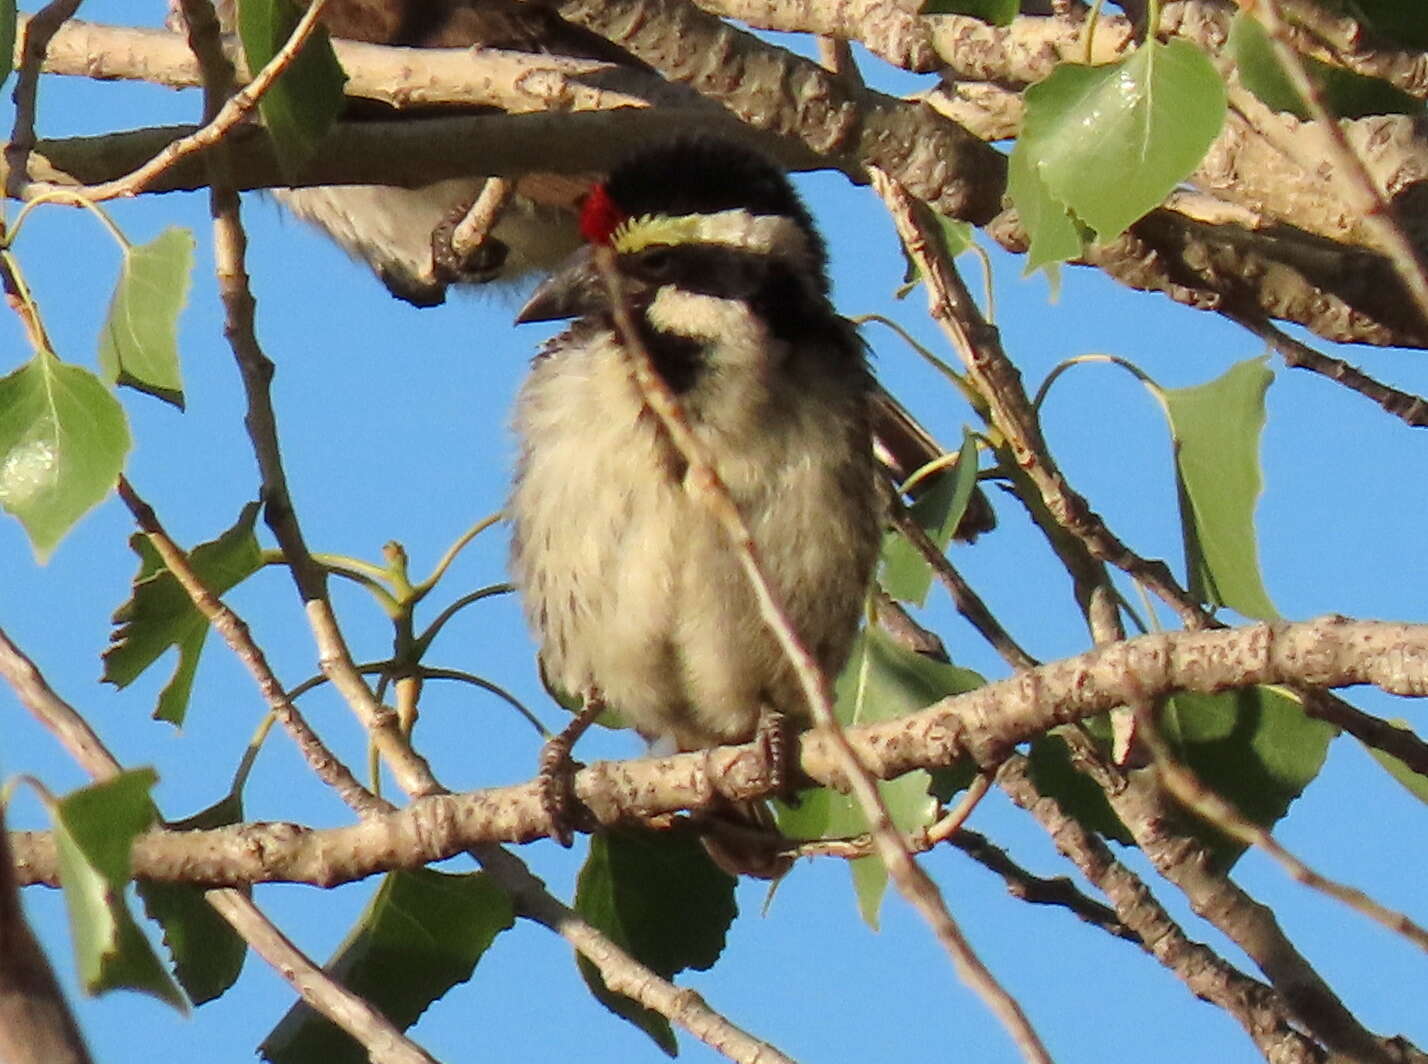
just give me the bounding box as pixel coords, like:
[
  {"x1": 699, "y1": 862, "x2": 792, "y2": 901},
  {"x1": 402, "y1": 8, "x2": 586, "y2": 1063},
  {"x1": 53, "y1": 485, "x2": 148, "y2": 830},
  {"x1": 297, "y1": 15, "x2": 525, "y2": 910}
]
[
  {"x1": 4, "y1": 0, "x2": 85, "y2": 202},
  {"x1": 1229, "y1": 310, "x2": 1428, "y2": 428},
  {"x1": 1131, "y1": 700, "x2": 1428, "y2": 954},
  {"x1": 945, "y1": 827, "x2": 1140, "y2": 944},
  {"x1": 883, "y1": 487, "x2": 1038, "y2": 670},
  {"x1": 473, "y1": 845, "x2": 798, "y2": 1064},
  {"x1": 924, "y1": 771, "x2": 991, "y2": 846},
  {"x1": 114, "y1": 476, "x2": 385, "y2": 819},
  {"x1": 996, "y1": 755, "x2": 1328, "y2": 1063},
  {"x1": 1299, "y1": 689, "x2": 1428, "y2": 779},
  {"x1": 590, "y1": 246, "x2": 1054, "y2": 1064},
  {"x1": 1056, "y1": 722, "x2": 1402, "y2": 1064},
  {"x1": 874, "y1": 168, "x2": 1212, "y2": 630},
  {"x1": 171, "y1": 0, "x2": 443, "y2": 800}
]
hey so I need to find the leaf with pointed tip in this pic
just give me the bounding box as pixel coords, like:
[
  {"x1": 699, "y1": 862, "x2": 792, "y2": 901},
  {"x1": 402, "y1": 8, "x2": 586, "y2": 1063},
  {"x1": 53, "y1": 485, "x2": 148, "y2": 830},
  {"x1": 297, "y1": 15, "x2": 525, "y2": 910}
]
[
  {"x1": 0, "y1": 353, "x2": 131, "y2": 561},
  {"x1": 780, "y1": 629, "x2": 981, "y2": 927},
  {"x1": 1006, "y1": 139, "x2": 1083, "y2": 271},
  {"x1": 237, "y1": 0, "x2": 347, "y2": 180},
  {"x1": 52, "y1": 769, "x2": 187, "y2": 1011},
  {"x1": 881, "y1": 428, "x2": 981, "y2": 606},
  {"x1": 103, "y1": 501, "x2": 263, "y2": 724},
  {"x1": 138, "y1": 792, "x2": 247, "y2": 1004},
  {"x1": 99, "y1": 227, "x2": 194, "y2": 408},
  {"x1": 1020, "y1": 40, "x2": 1226, "y2": 243},
  {"x1": 573, "y1": 830, "x2": 737, "y2": 1056},
  {"x1": 1163, "y1": 357, "x2": 1277, "y2": 620},
  {"x1": 260, "y1": 869, "x2": 514, "y2": 1064}
]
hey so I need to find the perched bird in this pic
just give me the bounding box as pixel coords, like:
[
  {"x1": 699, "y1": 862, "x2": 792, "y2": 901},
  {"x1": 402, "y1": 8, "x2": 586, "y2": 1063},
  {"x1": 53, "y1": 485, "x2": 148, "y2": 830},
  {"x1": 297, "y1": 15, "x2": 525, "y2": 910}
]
[{"x1": 509, "y1": 139, "x2": 882, "y2": 874}]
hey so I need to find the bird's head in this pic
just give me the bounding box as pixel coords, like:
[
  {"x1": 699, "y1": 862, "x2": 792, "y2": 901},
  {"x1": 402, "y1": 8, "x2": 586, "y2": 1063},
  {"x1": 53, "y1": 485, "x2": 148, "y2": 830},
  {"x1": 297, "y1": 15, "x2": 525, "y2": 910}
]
[{"x1": 515, "y1": 139, "x2": 831, "y2": 333}]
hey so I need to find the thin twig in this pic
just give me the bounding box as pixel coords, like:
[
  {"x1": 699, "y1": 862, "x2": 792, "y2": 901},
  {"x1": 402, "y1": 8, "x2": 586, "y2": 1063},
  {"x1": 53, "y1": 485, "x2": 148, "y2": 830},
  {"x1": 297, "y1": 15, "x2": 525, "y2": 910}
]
[
  {"x1": 1229, "y1": 310, "x2": 1428, "y2": 428},
  {"x1": 883, "y1": 485, "x2": 1038, "y2": 670},
  {"x1": 590, "y1": 246, "x2": 1055, "y2": 1064},
  {"x1": 946, "y1": 828, "x2": 1139, "y2": 943},
  {"x1": 995, "y1": 755, "x2": 1328, "y2": 1063},
  {"x1": 471, "y1": 845, "x2": 798, "y2": 1064},
  {"x1": 872, "y1": 168, "x2": 1211, "y2": 630},
  {"x1": 4, "y1": 0, "x2": 85, "y2": 203},
  {"x1": 115, "y1": 476, "x2": 385, "y2": 819},
  {"x1": 1299, "y1": 689, "x2": 1428, "y2": 779},
  {"x1": 170, "y1": 0, "x2": 442, "y2": 800},
  {"x1": 1054, "y1": 722, "x2": 1399, "y2": 1063},
  {"x1": 924, "y1": 771, "x2": 992, "y2": 846}
]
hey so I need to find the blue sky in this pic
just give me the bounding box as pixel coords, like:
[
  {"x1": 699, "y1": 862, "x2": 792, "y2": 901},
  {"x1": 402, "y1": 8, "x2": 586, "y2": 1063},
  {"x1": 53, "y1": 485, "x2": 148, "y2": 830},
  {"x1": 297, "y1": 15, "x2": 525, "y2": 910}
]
[{"x1": 4, "y1": 2, "x2": 1427, "y2": 1061}]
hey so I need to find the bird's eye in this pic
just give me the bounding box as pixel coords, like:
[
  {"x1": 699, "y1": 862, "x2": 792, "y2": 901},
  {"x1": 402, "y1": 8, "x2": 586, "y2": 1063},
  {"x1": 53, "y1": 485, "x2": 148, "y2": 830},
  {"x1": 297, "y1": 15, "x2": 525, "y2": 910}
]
[{"x1": 638, "y1": 247, "x2": 675, "y2": 279}]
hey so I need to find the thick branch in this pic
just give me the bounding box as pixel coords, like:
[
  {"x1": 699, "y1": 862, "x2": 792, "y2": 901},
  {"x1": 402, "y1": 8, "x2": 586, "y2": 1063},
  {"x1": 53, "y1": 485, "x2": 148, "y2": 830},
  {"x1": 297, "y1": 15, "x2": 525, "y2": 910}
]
[{"x1": 13, "y1": 617, "x2": 1428, "y2": 889}]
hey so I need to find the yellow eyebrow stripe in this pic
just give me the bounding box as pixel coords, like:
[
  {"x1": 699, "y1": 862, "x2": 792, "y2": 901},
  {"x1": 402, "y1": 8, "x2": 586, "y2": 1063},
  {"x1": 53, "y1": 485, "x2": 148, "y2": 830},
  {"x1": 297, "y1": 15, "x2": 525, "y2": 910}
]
[{"x1": 610, "y1": 208, "x2": 811, "y2": 261}]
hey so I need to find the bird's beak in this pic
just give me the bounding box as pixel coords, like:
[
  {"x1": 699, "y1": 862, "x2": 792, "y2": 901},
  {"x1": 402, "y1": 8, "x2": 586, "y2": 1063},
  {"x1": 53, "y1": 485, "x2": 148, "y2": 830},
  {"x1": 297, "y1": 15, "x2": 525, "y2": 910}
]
[{"x1": 515, "y1": 244, "x2": 608, "y2": 324}]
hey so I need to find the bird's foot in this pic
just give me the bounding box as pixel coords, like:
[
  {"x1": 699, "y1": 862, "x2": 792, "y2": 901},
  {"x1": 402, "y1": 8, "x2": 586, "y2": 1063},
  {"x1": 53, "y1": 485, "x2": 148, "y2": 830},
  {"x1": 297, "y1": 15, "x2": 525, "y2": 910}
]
[
  {"x1": 537, "y1": 694, "x2": 603, "y2": 847},
  {"x1": 431, "y1": 179, "x2": 514, "y2": 285},
  {"x1": 754, "y1": 707, "x2": 799, "y2": 800}
]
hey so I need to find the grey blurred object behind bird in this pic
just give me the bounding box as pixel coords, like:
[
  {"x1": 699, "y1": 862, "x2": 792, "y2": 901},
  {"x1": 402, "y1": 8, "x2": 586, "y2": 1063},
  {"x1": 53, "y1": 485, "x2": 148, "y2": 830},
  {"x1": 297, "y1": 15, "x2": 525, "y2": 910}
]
[{"x1": 170, "y1": 0, "x2": 641, "y2": 306}]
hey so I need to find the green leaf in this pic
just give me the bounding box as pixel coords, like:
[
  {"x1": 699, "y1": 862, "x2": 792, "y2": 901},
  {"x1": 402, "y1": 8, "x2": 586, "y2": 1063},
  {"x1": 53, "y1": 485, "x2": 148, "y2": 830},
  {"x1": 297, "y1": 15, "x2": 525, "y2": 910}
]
[
  {"x1": 0, "y1": 352, "x2": 131, "y2": 561},
  {"x1": 98, "y1": 227, "x2": 194, "y2": 408},
  {"x1": 881, "y1": 429, "x2": 981, "y2": 607},
  {"x1": 1020, "y1": 40, "x2": 1226, "y2": 242},
  {"x1": 780, "y1": 629, "x2": 981, "y2": 927},
  {"x1": 1161, "y1": 688, "x2": 1334, "y2": 869},
  {"x1": 1006, "y1": 138, "x2": 1083, "y2": 271},
  {"x1": 103, "y1": 501, "x2": 263, "y2": 724},
  {"x1": 920, "y1": 0, "x2": 1017, "y2": 23},
  {"x1": 1364, "y1": 723, "x2": 1428, "y2": 805},
  {"x1": 237, "y1": 0, "x2": 347, "y2": 180},
  {"x1": 260, "y1": 869, "x2": 515, "y2": 1064},
  {"x1": 138, "y1": 792, "x2": 248, "y2": 1005},
  {"x1": 52, "y1": 770, "x2": 188, "y2": 1011},
  {"x1": 0, "y1": 0, "x2": 16, "y2": 89},
  {"x1": 1162, "y1": 357, "x2": 1277, "y2": 620},
  {"x1": 573, "y1": 830, "x2": 737, "y2": 1056},
  {"x1": 1026, "y1": 731, "x2": 1134, "y2": 845},
  {"x1": 1230, "y1": 12, "x2": 1422, "y2": 119}
]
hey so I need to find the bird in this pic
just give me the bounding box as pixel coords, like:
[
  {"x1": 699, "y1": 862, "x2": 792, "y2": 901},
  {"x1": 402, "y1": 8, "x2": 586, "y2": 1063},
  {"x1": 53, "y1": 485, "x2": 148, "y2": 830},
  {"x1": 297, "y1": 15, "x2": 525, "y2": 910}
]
[{"x1": 508, "y1": 138, "x2": 883, "y2": 876}]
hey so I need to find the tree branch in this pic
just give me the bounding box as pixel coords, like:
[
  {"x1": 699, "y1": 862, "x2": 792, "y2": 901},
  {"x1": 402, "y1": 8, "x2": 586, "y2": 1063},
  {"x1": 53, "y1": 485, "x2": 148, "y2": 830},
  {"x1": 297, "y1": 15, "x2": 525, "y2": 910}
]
[{"x1": 12, "y1": 616, "x2": 1428, "y2": 889}]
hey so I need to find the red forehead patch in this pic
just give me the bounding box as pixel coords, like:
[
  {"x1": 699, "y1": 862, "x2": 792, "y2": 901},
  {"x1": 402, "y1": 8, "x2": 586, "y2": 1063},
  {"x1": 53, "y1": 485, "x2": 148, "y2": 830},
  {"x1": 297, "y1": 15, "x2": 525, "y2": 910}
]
[{"x1": 579, "y1": 183, "x2": 626, "y2": 245}]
